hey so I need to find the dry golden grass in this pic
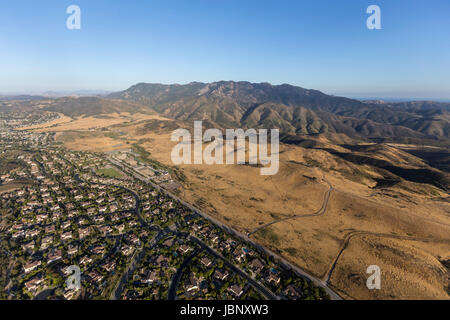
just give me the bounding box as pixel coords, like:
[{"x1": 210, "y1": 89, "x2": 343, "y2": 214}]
[
  {"x1": 42, "y1": 115, "x2": 450, "y2": 300},
  {"x1": 55, "y1": 131, "x2": 130, "y2": 153},
  {"x1": 22, "y1": 113, "x2": 169, "y2": 132},
  {"x1": 18, "y1": 113, "x2": 74, "y2": 130},
  {"x1": 253, "y1": 189, "x2": 449, "y2": 283},
  {"x1": 330, "y1": 236, "x2": 449, "y2": 299}
]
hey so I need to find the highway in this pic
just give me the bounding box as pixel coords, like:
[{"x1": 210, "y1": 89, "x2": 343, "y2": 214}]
[
  {"x1": 107, "y1": 156, "x2": 343, "y2": 300},
  {"x1": 190, "y1": 235, "x2": 279, "y2": 300}
]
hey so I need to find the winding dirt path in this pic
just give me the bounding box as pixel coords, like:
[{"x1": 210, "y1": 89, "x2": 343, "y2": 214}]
[
  {"x1": 248, "y1": 177, "x2": 333, "y2": 237},
  {"x1": 323, "y1": 230, "x2": 450, "y2": 283}
]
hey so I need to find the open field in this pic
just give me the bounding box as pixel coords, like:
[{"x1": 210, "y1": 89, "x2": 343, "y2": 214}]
[
  {"x1": 329, "y1": 236, "x2": 449, "y2": 299},
  {"x1": 38, "y1": 116, "x2": 450, "y2": 299},
  {"x1": 96, "y1": 167, "x2": 124, "y2": 178},
  {"x1": 17, "y1": 113, "x2": 74, "y2": 130},
  {"x1": 55, "y1": 131, "x2": 132, "y2": 152},
  {"x1": 19, "y1": 113, "x2": 169, "y2": 133}
]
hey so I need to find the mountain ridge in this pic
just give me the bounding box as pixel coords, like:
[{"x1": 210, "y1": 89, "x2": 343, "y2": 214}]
[{"x1": 108, "y1": 81, "x2": 450, "y2": 145}]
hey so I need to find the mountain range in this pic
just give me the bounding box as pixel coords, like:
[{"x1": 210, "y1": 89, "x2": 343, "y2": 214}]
[
  {"x1": 3, "y1": 81, "x2": 450, "y2": 147},
  {"x1": 108, "y1": 81, "x2": 450, "y2": 146}
]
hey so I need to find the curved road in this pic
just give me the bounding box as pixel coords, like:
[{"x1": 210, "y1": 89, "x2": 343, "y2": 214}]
[
  {"x1": 108, "y1": 156, "x2": 342, "y2": 300},
  {"x1": 190, "y1": 235, "x2": 279, "y2": 300},
  {"x1": 167, "y1": 249, "x2": 200, "y2": 300}
]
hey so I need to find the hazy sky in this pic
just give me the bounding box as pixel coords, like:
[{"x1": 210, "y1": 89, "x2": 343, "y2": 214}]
[{"x1": 1, "y1": 0, "x2": 449, "y2": 99}]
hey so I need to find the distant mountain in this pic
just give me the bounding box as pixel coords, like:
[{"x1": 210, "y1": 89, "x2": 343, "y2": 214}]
[
  {"x1": 43, "y1": 97, "x2": 154, "y2": 117},
  {"x1": 0, "y1": 90, "x2": 111, "y2": 101},
  {"x1": 41, "y1": 90, "x2": 112, "y2": 98},
  {"x1": 11, "y1": 82, "x2": 447, "y2": 147},
  {"x1": 0, "y1": 95, "x2": 46, "y2": 101},
  {"x1": 109, "y1": 81, "x2": 450, "y2": 145}
]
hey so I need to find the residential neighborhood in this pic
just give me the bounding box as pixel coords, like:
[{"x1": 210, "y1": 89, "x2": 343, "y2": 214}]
[{"x1": 0, "y1": 110, "x2": 329, "y2": 301}]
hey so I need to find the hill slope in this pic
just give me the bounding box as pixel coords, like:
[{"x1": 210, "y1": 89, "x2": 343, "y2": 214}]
[{"x1": 109, "y1": 81, "x2": 450, "y2": 144}]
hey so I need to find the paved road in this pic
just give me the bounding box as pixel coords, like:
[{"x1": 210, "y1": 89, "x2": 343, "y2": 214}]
[
  {"x1": 110, "y1": 247, "x2": 143, "y2": 300},
  {"x1": 167, "y1": 248, "x2": 200, "y2": 300},
  {"x1": 108, "y1": 156, "x2": 342, "y2": 300},
  {"x1": 75, "y1": 172, "x2": 165, "y2": 300},
  {"x1": 190, "y1": 235, "x2": 279, "y2": 300},
  {"x1": 110, "y1": 230, "x2": 167, "y2": 300},
  {"x1": 34, "y1": 287, "x2": 56, "y2": 300}
]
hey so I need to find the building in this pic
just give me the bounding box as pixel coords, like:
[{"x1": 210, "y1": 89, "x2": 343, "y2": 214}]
[{"x1": 23, "y1": 260, "x2": 41, "y2": 273}]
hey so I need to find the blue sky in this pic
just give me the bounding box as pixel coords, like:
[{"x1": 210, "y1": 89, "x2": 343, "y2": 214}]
[{"x1": 1, "y1": 0, "x2": 449, "y2": 99}]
